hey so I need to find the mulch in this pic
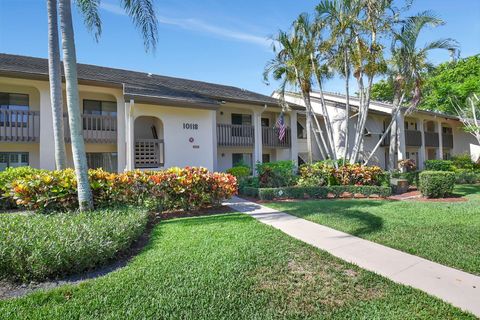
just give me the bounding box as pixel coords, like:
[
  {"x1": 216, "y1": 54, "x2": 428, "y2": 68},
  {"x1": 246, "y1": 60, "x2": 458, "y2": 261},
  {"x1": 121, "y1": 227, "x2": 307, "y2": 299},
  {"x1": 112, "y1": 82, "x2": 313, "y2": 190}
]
[{"x1": 387, "y1": 189, "x2": 468, "y2": 202}]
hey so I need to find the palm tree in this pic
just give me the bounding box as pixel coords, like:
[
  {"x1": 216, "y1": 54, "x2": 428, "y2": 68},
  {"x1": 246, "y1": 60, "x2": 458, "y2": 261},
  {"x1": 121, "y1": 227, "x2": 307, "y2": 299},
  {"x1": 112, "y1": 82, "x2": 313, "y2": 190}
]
[
  {"x1": 47, "y1": 0, "x2": 67, "y2": 170},
  {"x1": 264, "y1": 30, "x2": 328, "y2": 162},
  {"x1": 57, "y1": 0, "x2": 158, "y2": 210},
  {"x1": 364, "y1": 11, "x2": 458, "y2": 167}
]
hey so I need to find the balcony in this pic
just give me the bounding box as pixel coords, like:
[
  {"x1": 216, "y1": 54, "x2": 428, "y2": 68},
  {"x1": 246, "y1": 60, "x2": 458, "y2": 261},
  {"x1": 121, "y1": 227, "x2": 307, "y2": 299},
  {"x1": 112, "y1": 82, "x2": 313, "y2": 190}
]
[
  {"x1": 442, "y1": 134, "x2": 453, "y2": 149},
  {"x1": 0, "y1": 110, "x2": 40, "y2": 142},
  {"x1": 217, "y1": 124, "x2": 254, "y2": 147},
  {"x1": 262, "y1": 127, "x2": 291, "y2": 148},
  {"x1": 64, "y1": 114, "x2": 117, "y2": 144},
  {"x1": 424, "y1": 131, "x2": 439, "y2": 147},
  {"x1": 405, "y1": 130, "x2": 422, "y2": 147}
]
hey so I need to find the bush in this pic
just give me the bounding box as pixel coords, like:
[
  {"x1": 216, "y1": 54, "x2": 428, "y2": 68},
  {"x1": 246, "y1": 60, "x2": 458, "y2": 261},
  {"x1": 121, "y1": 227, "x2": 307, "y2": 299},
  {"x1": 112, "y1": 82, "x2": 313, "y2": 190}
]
[
  {"x1": 425, "y1": 160, "x2": 454, "y2": 171},
  {"x1": 226, "y1": 166, "x2": 250, "y2": 179},
  {"x1": 297, "y1": 162, "x2": 332, "y2": 187},
  {"x1": 332, "y1": 164, "x2": 388, "y2": 186},
  {"x1": 419, "y1": 171, "x2": 456, "y2": 198},
  {"x1": 391, "y1": 170, "x2": 420, "y2": 186},
  {"x1": 256, "y1": 161, "x2": 297, "y2": 188},
  {"x1": 253, "y1": 185, "x2": 392, "y2": 200},
  {"x1": 6, "y1": 167, "x2": 237, "y2": 212},
  {"x1": 454, "y1": 169, "x2": 480, "y2": 184},
  {"x1": 0, "y1": 206, "x2": 148, "y2": 281},
  {"x1": 0, "y1": 167, "x2": 44, "y2": 209},
  {"x1": 451, "y1": 154, "x2": 479, "y2": 170}
]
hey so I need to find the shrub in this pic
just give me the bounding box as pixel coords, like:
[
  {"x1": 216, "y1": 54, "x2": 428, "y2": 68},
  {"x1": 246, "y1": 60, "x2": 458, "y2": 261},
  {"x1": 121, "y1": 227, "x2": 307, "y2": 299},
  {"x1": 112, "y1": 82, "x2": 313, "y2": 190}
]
[
  {"x1": 0, "y1": 206, "x2": 148, "y2": 281},
  {"x1": 297, "y1": 162, "x2": 333, "y2": 187},
  {"x1": 254, "y1": 185, "x2": 392, "y2": 200},
  {"x1": 0, "y1": 167, "x2": 44, "y2": 209},
  {"x1": 451, "y1": 154, "x2": 479, "y2": 170},
  {"x1": 425, "y1": 160, "x2": 454, "y2": 171},
  {"x1": 332, "y1": 164, "x2": 387, "y2": 186},
  {"x1": 256, "y1": 161, "x2": 297, "y2": 188},
  {"x1": 454, "y1": 169, "x2": 480, "y2": 184},
  {"x1": 7, "y1": 167, "x2": 237, "y2": 212},
  {"x1": 391, "y1": 170, "x2": 420, "y2": 186},
  {"x1": 226, "y1": 166, "x2": 251, "y2": 179},
  {"x1": 398, "y1": 159, "x2": 417, "y2": 172},
  {"x1": 419, "y1": 171, "x2": 456, "y2": 198}
]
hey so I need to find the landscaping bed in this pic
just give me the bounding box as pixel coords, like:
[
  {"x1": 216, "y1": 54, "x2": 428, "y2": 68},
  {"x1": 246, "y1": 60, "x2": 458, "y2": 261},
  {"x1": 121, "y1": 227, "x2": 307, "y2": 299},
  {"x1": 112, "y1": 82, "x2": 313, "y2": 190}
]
[{"x1": 0, "y1": 213, "x2": 473, "y2": 319}]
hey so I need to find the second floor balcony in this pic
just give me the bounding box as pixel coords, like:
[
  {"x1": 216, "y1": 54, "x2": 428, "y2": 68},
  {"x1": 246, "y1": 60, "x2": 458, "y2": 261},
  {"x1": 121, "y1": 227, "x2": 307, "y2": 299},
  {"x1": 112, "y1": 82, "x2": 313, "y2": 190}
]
[
  {"x1": 64, "y1": 113, "x2": 117, "y2": 144},
  {"x1": 0, "y1": 109, "x2": 40, "y2": 142},
  {"x1": 216, "y1": 123, "x2": 291, "y2": 148},
  {"x1": 380, "y1": 130, "x2": 454, "y2": 149}
]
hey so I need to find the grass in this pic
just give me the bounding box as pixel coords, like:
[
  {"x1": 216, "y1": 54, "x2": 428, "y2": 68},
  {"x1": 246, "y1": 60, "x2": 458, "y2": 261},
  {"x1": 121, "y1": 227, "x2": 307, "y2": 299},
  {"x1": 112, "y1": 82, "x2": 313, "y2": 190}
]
[
  {"x1": 266, "y1": 184, "x2": 480, "y2": 275},
  {"x1": 0, "y1": 207, "x2": 149, "y2": 281},
  {"x1": 0, "y1": 213, "x2": 474, "y2": 319}
]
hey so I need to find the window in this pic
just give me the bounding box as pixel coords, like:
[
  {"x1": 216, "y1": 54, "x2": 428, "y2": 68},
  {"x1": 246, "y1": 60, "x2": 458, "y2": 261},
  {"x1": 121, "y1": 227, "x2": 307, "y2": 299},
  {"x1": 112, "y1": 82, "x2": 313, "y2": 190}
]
[
  {"x1": 86, "y1": 152, "x2": 118, "y2": 172},
  {"x1": 232, "y1": 153, "x2": 252, "y2": 168},
  {"x1": 443, "y1": 127, "x2": 453, "y2": 134},
  {"x1": 0, "y1": 92, "x2": 29, "y2": 127},
  {"x1": 261, "y1": 118, "x2": 270, "y2": 127},
  {"x1": 0, "y1": 152, "x2": 29, "y2": 171},
  {"x1": 297, "y1": 121, "x2": 306, "y2": 139},
  {"x1": 262, "y1": 154, "x2": 270, "y2": 163},
  {"x1": 231, "y1": 113, "x2": 252, "y2": 125},
  {"x1": 83, "y1": 100, "x2": 116, "y2": 130},
  {"x1": 443, "y1": 150, "x2": 452, "y2": 160}
]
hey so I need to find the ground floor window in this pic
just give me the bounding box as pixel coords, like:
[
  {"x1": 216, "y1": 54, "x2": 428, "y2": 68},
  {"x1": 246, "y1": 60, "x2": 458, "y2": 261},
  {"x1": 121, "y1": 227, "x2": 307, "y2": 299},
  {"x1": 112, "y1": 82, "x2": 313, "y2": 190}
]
[
  {"x1": 86, "y1": 152, "x2": 118, "y2": 172},
  {"x1": 0, "y1": 152, "x2": 29, "y2": 171},
  {"x1": 232, "y1": 153, "x2": 252, "y2": 168},
  {"x1": 262, "y1": 154, "x2": 270, "y2": 163},
  {"x1": 443, "y1": 150, "x2": 452, "y2": 160}
]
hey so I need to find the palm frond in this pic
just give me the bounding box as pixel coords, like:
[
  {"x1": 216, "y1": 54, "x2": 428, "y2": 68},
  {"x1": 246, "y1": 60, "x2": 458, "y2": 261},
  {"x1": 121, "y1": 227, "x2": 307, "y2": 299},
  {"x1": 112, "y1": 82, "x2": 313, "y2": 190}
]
[
  {"x1": 75, "y1": 0, "x2": 102, "y2": 41},
  {"x1": 121, "y1": 0, "x2": 158, "y2": 52}
]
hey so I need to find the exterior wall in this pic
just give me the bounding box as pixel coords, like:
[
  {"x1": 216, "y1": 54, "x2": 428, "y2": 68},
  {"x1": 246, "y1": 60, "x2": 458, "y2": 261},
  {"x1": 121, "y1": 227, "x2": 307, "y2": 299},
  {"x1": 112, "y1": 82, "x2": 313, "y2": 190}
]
[{"x1": 132, "y1": 103, "x2": 216, "y2": 170}]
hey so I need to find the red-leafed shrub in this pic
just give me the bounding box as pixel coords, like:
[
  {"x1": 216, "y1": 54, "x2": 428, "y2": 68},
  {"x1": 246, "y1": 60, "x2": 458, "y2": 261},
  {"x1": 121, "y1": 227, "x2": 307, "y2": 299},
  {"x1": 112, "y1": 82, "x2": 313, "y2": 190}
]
[
  {"x1": 7, "y1": 167, "x2": 237, "y2": 212},
  {"x1": 331, "y1": 164, "x2": 387, "y2": 186}
]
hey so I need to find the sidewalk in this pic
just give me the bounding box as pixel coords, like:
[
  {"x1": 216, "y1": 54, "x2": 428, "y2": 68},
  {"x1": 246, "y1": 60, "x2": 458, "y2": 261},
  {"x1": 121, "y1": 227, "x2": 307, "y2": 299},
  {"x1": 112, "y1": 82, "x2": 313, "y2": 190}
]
[{"x1": 225, "y1": 196, "x2": 480, "y2": 317}]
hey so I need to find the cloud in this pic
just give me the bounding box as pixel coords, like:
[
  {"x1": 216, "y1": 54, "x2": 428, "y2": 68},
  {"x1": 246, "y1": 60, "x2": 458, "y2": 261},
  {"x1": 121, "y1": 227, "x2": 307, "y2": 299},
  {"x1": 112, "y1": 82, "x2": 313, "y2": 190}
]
[{"x1": 99, "y1": 2, "x2": 271, "y2": 48}]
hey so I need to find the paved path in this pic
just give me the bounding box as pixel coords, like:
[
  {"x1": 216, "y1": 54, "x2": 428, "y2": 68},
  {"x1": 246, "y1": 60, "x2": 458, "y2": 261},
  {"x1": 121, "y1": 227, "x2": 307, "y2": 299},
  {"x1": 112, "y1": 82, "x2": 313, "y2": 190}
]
[{"x1": 225, "y1": 196, "x2": 480, "y2": 317}]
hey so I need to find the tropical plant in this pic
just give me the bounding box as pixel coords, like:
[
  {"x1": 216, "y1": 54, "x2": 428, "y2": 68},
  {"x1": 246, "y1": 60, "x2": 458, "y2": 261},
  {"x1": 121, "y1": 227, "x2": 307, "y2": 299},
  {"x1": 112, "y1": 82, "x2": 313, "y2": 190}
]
[
  {"x1": 364, "y1": 10, "x2": 457, "y2": 167},
  {"x1": 454, "y1": 94, "x2": 480, "y2": 145},
  {"x1": 47, "y1": 0, "x2": 67, "y2": 170},
  {"x1": 56, "y1": 0, "x2": 159, "y2": 210}
]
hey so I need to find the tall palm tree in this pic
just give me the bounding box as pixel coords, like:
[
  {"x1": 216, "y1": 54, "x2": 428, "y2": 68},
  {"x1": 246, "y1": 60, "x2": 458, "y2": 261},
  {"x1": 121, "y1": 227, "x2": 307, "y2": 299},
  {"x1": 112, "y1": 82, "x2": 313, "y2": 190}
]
[
  {"x1": 47, "y1": 0, "x2": 67, "y2": 170},
  {"x1": 57, "y1": 0, "x2": 158, "y2": 210},
  {"x1": 264, "y1": 30, "x2": 328, "y2": 163},
  {"x1": 364, "y1": 11, "x2": 457, "y2": 166}
]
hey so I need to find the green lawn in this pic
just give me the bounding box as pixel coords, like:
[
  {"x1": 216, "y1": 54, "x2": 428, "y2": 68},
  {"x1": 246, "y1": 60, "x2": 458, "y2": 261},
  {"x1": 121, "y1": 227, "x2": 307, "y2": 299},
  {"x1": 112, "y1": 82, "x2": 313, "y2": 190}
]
[
  {"x1": 266, "y1": 184, "x2": 480, "y2": 275},
  {"x1": 0, "y1": 213, "x2": 473, "y2": 319}
]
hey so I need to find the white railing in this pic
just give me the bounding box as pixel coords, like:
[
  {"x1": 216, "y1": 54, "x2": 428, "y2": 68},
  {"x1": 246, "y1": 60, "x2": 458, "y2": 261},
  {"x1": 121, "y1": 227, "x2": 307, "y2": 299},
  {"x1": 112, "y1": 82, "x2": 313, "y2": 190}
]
[
  {"x1": 0, "y1": 110, "x2": 40, "y2": 142},
  {"x1": 135, "y1": 139, "x2": 164, "y2": 168}
]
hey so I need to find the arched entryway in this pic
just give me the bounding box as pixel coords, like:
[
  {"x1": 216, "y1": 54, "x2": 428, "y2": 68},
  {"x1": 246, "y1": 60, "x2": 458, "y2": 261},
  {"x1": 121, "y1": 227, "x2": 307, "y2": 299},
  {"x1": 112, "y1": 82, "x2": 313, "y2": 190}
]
[{"x1": 133, "y1": 116, "x2": 165, "y2": 168}]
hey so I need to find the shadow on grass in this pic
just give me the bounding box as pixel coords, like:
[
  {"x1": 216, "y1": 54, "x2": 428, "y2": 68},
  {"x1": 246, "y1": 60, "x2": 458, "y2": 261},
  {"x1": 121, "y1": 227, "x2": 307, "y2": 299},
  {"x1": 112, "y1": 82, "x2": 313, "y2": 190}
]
[
  {"x1": 453, "y1": 184, "x2": 480, "y2": 197},
  {"x1": 275, "y1": 200, "x2": 385, "y2": 237}
]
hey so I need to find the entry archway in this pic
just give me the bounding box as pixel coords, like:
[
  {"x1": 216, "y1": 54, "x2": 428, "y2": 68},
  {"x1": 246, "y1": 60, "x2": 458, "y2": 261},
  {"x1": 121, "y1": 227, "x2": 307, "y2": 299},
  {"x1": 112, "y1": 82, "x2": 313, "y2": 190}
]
[{"x1": 133, "y1": 116, "x2": 164, "y2": 168}]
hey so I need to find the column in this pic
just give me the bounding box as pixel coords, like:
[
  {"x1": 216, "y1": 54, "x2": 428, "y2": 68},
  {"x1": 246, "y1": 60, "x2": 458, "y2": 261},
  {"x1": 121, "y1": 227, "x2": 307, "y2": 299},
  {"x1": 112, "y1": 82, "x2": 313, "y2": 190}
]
[
  {"x1": 252, "y1": 110, "x2": 263, "y2": 174},
  {"x1": 289, "y1": 111, "x2": 298, "y2": 166},
  {"x1": 211, "y1": 110, "x2": 218, "y2": 171},
  {"x1": 418, "y1": 119, "x2": 426, "y2": 170},
  {"x1": 437, "y1": 121, "x2": 443, "y2": 160},
  {"x1": 125, "y1": 99, "x2": 135, "y2": 171},
  {"x1": 116, "y1": 95, "x2": 126, "y2": 172},
  {"x1": 397, "y1": 112, "x2": 407, "y2": 164},
  {"x1": 38, "y1": 87, "x2": 56, "y2": 170}
]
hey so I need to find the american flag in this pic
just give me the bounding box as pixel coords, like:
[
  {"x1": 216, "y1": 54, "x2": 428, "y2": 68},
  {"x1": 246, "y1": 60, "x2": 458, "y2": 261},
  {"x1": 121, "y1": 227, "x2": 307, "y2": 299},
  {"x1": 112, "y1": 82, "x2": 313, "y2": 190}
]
[{"x1": 276, "y1": 113, "x2": 286, "y2": 141}]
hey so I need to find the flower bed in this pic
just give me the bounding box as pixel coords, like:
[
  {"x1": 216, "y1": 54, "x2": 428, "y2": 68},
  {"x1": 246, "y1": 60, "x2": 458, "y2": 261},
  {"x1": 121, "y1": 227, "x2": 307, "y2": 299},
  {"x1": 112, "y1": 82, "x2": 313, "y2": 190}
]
[
  {"x1": 3, "y1": 167, "x2": 237, "y2": 213},
  {"x1": 241, "y1": 185, "x2": 392, "y2": 200}
]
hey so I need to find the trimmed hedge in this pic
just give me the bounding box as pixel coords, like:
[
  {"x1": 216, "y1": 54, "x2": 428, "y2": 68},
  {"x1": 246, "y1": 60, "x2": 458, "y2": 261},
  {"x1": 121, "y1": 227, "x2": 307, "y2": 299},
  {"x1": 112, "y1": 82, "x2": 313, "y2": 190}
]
[
  {"x1": 425, "y1": 160, "x2": 454, "y2": 171},
  {"x1": 0, "y1": 206, "x2": 149, "y2": 281},
  {"x1": 455, "y1": 169, "x2": 480, "y2": 184},
  {"x1": 241, "y1": 185, "x2": 391, "y2": 201},
  {"x1": 419, "y1": 171, "x2": 456, "y2": 198}
]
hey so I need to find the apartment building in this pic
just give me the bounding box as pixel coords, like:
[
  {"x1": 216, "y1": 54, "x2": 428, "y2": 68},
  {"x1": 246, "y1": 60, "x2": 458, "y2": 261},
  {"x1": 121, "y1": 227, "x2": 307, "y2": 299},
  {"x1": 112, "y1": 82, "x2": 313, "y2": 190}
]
[
  {"x1": 0, "y1": 53, "x2": 303, "y2": 173},
  {"x1": 281, "y1": 91, "x2": 478, "y2": 170}
]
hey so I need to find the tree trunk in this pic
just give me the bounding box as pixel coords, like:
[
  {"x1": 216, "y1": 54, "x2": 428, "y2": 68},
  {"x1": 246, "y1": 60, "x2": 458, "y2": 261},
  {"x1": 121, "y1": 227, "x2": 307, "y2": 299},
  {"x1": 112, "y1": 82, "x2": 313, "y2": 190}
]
[
  {"x1": 388, "y1": 93, "x2": 402, "y2": 171},
  {"x1": 47, "y1": 0, "x2": 67, "y2": 170},
  {"x1": 59, "y1": 0, "x2": 93, "y2": 211},
  {"x1": 342, "y1": 48, "x2": 351, "y2": 164}
]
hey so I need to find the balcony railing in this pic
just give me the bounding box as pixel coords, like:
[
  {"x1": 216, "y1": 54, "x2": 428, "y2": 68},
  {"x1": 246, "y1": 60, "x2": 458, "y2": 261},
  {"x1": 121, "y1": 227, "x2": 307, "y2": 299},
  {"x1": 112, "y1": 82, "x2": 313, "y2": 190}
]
[
  {"x1": 0, "y1": 110, "x2": 40, "y2": 142},
  {"x1": 405, "y1": 130, "x2": 422, "y2": 147},
  {"x1": 135, "y1": 139, "x2": 164, "y2": 168},
  {"x1": 64, "y1": 114, "x2": 117, "y2": 143},
  {"x1": 262, "y1": 127, "x2": 291, "y2": 148},
  {"x1": 424, "y1": 131, "x2": 439, "y2": 147},
  {"x1": 217, "y1": 124, "x2": 254, "y2": 147},
  {"x1": 442, "y1": 134, "x2": 453, "y2": 149}
]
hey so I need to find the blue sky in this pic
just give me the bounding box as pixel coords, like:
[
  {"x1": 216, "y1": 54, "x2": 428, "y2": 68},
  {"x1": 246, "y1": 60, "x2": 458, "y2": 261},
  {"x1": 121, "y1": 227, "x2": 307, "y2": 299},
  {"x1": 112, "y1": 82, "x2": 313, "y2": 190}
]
[{"x1": 0, "y1": 0, "x2": 479, "y2": 96}]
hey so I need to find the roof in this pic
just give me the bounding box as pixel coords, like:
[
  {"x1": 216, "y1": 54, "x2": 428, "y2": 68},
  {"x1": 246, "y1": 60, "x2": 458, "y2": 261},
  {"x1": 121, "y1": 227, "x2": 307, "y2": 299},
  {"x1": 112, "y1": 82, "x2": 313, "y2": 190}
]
[
  {"x1": 285, "y1": 90, "x2": 460, "y2": 121},
  {"x1": 0, "y1": 53, "x2": 297, "y2": 109}
]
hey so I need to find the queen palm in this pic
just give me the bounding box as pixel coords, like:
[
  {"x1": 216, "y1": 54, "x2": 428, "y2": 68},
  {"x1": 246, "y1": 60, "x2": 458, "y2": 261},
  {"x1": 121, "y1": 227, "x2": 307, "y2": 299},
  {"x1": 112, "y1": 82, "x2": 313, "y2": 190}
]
[
  {"x1": 47, "y1": 0, "x2": 67, "y2": 170},
  {"x1": 363, "y1": 11, "x2": 457, "y2": 166},
  {"x1": 57, "y1": 0, "x2": 158, "y2": 210},
  {"x1": 264, "y1": 30, "x2": 328, "y2": 163}
]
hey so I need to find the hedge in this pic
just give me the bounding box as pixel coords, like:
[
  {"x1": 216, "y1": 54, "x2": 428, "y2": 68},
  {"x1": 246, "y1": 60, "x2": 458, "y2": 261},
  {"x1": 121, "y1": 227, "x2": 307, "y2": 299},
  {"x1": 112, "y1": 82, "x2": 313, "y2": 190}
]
[
  {"x1": 419, "y1": 171, "x2": 456, "y2": 198},
  {"x1": 0, "y1": 206, "x2": 149, "y2": 281},
  {"x1": 240, "y1": 185, "x2": 392, "y2": 200},
  {"x1": 425, "y1": 160, "x2": 454, "y2": 171}
]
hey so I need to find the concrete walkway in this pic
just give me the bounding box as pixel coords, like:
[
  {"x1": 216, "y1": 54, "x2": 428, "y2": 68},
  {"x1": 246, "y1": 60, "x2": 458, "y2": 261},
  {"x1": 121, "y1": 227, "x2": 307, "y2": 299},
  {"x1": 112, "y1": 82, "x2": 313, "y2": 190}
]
[{"x1": 225, "y1": 196, "x2": 480, "y2": 317}]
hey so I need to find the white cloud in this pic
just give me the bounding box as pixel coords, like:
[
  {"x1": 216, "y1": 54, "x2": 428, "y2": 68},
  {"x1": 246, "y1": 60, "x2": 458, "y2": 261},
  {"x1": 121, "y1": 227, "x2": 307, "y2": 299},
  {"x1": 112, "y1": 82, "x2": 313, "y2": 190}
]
[{"x1": 99, "y1": 2, "x2": 271, "y2": 48}]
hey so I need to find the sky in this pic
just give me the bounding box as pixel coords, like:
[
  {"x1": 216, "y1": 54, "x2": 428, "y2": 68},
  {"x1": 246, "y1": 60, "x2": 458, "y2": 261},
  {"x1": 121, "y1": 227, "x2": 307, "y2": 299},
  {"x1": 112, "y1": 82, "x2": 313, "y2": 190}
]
[{"x1": 0, "y1": 0, "x2": 479, "y2": 96}]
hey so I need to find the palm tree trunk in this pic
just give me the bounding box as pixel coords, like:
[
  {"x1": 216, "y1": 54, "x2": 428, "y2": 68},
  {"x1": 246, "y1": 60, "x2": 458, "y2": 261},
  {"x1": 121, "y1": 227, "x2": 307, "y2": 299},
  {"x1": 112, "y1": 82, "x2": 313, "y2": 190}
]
[
  {"x1": 388, "y1": 93, "x2": 402, "y2": 170},
  {"x1": 47, "y1": 0, "x2": 67, "y2": 170},
  {"x1": 342, "y1": 48, "x2": 351, "y2": 164},
  {"x1": 59, "y1": 0, "x2": 93, "y2": 211}
]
